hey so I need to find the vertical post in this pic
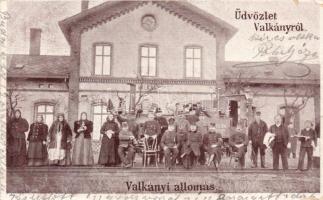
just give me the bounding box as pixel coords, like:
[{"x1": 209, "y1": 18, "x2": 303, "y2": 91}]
[{"x1": 129, "y1": 83, "x2": 136, "y2": 114}]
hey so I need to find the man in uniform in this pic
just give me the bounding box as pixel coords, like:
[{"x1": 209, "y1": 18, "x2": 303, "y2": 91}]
[
  {"x1": 155, "y1": 108, "x2": 168, "y2": 163},
  {"x1": 196, "y1": 112, "x2": 209, "y2": 165},
  {"x1": 269, "y1": 115, "x2": 289, "y2": 170},
  {"x1": 174, "y1": 111, "x2": 190, "y2": 165},
  {"x1": 248, "y1": 111, "x2": 268, "y2": 168},
  {"x1": 297, "y1": 120, "x2": 317, "y2": 171},
  {"x1": 160, "y1": 118, "x2": 178, "y2": 170},
  {"x1": 182, "y1": 122, "x2": 203, "y2": 169},
  {"x1": 229, "y1": 123, "x2": 248, "y2": 169},
  {"x1": 143, "y1": 112, "x2": 161, "y2": 165}
]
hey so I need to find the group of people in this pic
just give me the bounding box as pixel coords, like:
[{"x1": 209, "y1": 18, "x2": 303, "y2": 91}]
[{"x1": 7, "y1": 107, "x2": 319, "y2": 172}]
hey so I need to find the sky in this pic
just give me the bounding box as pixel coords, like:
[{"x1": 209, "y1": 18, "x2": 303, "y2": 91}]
[{"x1": 7, "y1": 0, "x2": 320, "y2": 62}]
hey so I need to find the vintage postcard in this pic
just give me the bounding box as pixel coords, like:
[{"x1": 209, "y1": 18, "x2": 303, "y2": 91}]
[{"x1": 0, "y1": 0, "x2": 322, "y2": 199}]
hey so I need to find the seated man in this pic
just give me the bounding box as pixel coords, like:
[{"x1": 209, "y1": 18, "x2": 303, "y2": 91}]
[
  {"x1": 229, "y1": 124, "x2": 248, "y2": 169},
  {"x1": 175, "y1": 111, "x2": 190, "y2": 165},
  {"x1": 160, "y1": 118, "x2": 178, "y2": 170},
  {"x1": 118, "y1": 122, "x2": 137, "y2": 168},
  {"x1": 203, "y1": 123, "x2": 223, "y2": 169},
  {"x1": 182, "y1": 123, "x2": 203, "y2": 169}
]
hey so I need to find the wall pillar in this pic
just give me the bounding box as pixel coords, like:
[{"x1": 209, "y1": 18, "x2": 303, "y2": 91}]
[{"x1": 68, "y1": 29, "x2": 81, "y2": 125}]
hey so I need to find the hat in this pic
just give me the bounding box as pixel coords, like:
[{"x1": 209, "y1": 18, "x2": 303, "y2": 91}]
[
  {"x1": 168, "y1": 117, "x2": 175, "y2": 124},
  {"x1": 256, "y1": 111, "x2": 261, "y2": 116},
  {"x1": 156, "y1": 108, "x2": 162, "y2": 113},
  {"x1": 210, "y1": 122, "x2": 216, "y2": 127}
]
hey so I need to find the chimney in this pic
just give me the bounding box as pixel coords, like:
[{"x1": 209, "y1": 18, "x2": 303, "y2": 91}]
[
  {"x1": 29, "y1": 28, "x2": 41, "y2": 55},
  {"x1": 81, "y1": 0, "x2": 89, "y2": 12}
]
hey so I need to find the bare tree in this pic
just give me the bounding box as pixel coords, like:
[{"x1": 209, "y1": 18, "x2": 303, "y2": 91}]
[
  {"x1": 133, "y1": 76, "x2": 161, "y2": 112},
  {"x1": 6, "y1": 89, "x2": 24, "y2": 121},
  {"x1": 282, "y1": 85, "x2": 317, "y2": 125}
]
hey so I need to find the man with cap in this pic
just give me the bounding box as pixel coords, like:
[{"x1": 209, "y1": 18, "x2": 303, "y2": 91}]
[
  {"x1": 174, "y1": 111, "x2": 190, "y2": 165},
  {"x1": 269, "y1": 115, "x2": 289, "y2": 170},
  {"x1": 143, "y1": 112, "x2": 161, "y2": 165},
  {"x1": 248, "y1": 111, "x2": 268, "y2": 168},
  {"x1": 155, "y1": 108, "x2": 168, "y2": 164},
  {"x1": 196, "y1": 111, "x2": 209, "y2": 165},
  {"x1": 118, "y1": 122, "x2": 137, "y2": 168},
  {"x1": 229, "y1": 122, "x2": 249, "y2": 169},
  {"x1": 160, "y1": 118, "x2": 178, "y2": 170},
  {"x1": 297, "y1": 120, "x2": 317, "y2": 171},
  {"x1": 203, "y1": 123, "x2": 223, "y2": 169},
  {"x1": 182, "y1": 122, "x2": 203, "y2": 169}
]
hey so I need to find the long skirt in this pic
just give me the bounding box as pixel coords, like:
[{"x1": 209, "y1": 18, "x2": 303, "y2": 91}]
[
  {"x1": 98, "y1": 136, "x2": 116, "y2": 166},
  {"x1": 48, "y1": 133, "x2": 67, "y2": 165},
  {"x1": 8, "y1": 138, "x2": 27, "y2": 167},
  {"x1": 27, "y1": 141, "x2": 47, "y2": 166},
  {"x1": 72, "y1": 134, "x2": 94, "y2": 165}
]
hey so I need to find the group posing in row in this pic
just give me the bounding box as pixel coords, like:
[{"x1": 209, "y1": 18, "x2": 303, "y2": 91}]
[{"x1": 7, "y1": 108, "x2": 318, "y2": 171}]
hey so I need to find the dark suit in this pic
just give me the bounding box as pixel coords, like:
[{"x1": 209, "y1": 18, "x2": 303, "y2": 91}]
[
  {"x1": 269, "y1": 124, "x2": 289, "y2": 170},
  {"x1": 248, "y1": 120, "x2": 268, "y2": 167}
]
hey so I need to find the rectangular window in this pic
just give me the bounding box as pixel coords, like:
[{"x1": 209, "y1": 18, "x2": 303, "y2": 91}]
[
  {"x1": 185, "y1": 47, "x2": 202, "y2": 78},
  {"x1": 94, "y1": 44, "x2": 111, "y2": 75},
  {"x1": 92, "y1": 104, "x2": 109, "y2": 140},
  {"x1": 140, "y1": 45, "x2": 157, "y2": 76},
  {"x1": 35, "y1": 104, "x2": 55, "y2": 127}
]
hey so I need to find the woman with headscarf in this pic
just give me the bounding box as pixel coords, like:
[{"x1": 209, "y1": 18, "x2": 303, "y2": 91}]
[
  {"x1": 27, "y1": 114, "x2": 48, "y2": 166},
  {"x1": 72, "y1": 112, "x2": 94, "y2": 166},
  {"x1": 7, "y1": 109, "x2": 29, "y2": 167},
  {"x1": 98, "y1": 112, "x2": 119, "y2": 166},
  {"x1": 48, "y1": 113, "x2": 72, "y2": 166}
]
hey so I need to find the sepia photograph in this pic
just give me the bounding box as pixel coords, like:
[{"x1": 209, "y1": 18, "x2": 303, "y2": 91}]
[{"x1": 3, "y1": 0, "x2": 321, "y2": 195}]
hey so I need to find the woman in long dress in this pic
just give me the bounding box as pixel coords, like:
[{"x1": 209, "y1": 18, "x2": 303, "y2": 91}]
[
  {"x1": 7, "y1": 109, "x2": 29, "y2": 167},
  {"x1": 27, "y1": 115, "x2": 48, "y2": 166},
  {"x1": 48, "y1": 113, "x2": 72, "y2": 166},
  {"x1": 98, "y1": 112, "x2": 119, "y2": 166},
  {"x1": 72, "y1": 112, "x2": 94, "y2": 165}
]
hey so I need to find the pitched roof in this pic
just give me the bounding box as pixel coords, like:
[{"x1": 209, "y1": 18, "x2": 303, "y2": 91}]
[
  {"x1": 222, "y1": 61, "x2": 320, "y2": 85},
  {"x1": 59, "y1": 0, "x2": 237, "y2": 45},
  {"x1": 7, "y1": 54, "x2": 71, "y2": 79}
]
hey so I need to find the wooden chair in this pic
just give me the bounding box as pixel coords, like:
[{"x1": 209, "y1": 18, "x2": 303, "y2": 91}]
[{"x1": 142, "y1": 135, "x2": 159, "y2": 167}]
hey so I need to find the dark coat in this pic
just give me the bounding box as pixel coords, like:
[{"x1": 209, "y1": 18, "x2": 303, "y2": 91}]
[
  {"x1": 186, "y1": 115, "x2": 199, "y2": 125},
  {"x1": 143, "y1": 120, "x2": 161, "y2": 136},
  {"x1": 8, "y1": 117, "x2": 29, "y2": 139},
  {"x1": 48, "y1": 120, "x2": 72, "y2": 149},
  {"x1": 183, "y1": 131, "x2": 202, "y2": 156},
  {"x1": 248, "y1": 120, "x2": 268, "y2": 144},
  {"x1": 269, "y1": 124, "x2": 290, "y2": 147},
  {"x1": 229, "y1": 129, "x2": 248, "y2": 146},
  {"x1": 74, "y1": 120, "x2": 93, "y2": 139},
  {"x1": 203, "y1": 131, "x2": 222, "y2": 154},
  {"x1": 160, "y1": 130, "x2": 177, "y2": 148},
  {"x1": 98, "y1": 120, "x2": 119, "y2": 165},
  {"x1": 155, "y1": 116, "x2": 168, "y2": 134},
  {"x1": 27, "y1": 122, "x2": 48, "y2": 142},
  {"x1": 300, "y1": 128, "x2": 317, "y2": 148}
]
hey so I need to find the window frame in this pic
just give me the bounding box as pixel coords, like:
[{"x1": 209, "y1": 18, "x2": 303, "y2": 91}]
[
  {"x1": 34, "y1": 102, "x2": 56, "y2": 126},
  {"x1": 92, "y1": 42, "x2": 113, "y2": 76},
  {"x1": 184, "y1": 45, "x2": 203, "y2": 79},
  {"x1": 138, "y1": 44, "x2": 158, "y2": 77}
]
